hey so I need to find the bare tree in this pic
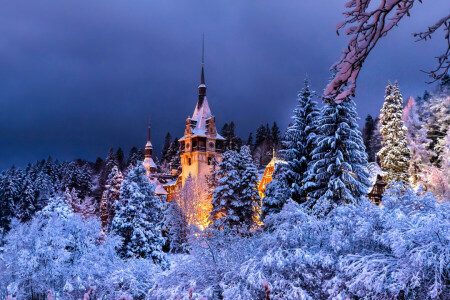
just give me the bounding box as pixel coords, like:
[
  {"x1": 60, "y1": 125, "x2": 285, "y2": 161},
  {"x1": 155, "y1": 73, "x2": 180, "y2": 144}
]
[{"x1": 324, "y1": 0, "x2": 450, "y2": 102}]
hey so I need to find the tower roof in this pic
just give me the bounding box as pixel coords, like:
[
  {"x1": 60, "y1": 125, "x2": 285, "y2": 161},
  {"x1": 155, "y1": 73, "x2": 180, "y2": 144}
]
[{"x1": 146, "y1": 123, "x2": 153, "y2": 148}]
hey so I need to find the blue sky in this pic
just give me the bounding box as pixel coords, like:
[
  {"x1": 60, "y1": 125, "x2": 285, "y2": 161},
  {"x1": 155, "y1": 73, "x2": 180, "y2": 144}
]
[{"x1": 0, "y1": 0, "x2": 449, "y2": 169}]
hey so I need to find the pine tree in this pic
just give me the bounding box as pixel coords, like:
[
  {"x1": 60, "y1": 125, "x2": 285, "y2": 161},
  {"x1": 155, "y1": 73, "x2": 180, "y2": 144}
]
[
  {"x1": 281, "y1": 77, "x2": 320, "y2": 203},
  {"x1": 247, "y1": 132, "x2": 254, "y2": 149},
  {"x1": 64, "y1": 187, "x2": 96, "y2": 218},
  {"x1": 255, "y1": 125, "x2": 268, "y2": 147},
  {"x1": 424, "y1": 94, "x2": 450, "y2": 166},
  {"x1": 100, "y1": 191, "x2": 109, "y2": 229},
  {"x1": 163, "y1": 200, "x2": 188, "y2": 253},
  {"x1": 261, "y1": 163, "x2": 290, "y2": 220},
  {"x1": 205, "y1": 156, "x2": 220, "y2": 201},
  {"x1": 209, "y1": 146, "x2": 260, "y2": 231},
  {"x1": 167, "y1": 138, "x2": 181, "y2": 171},
  {"x1": 378, "y1": 82, "x2": 410, "y2": 184},
  {"x1": 111, "y1": 164, "x2": 167, "y2": 267},
  {"x1": 105, "y1": 165, "x2": 123, "y2": 227},
  {"x1": 362, "y1": 114, "x2": 376, "y2": 162},
  {"x1": 0, "y1": 167, "x2": 21, "y2": 230},
  {"x1": 116, "y1": 147, "x2": 125, "y2": 171},
  {"x1": 305, "y1": 99, "x2": 371, "y2": 216},
  {"x1": 441, "y1": 130, "x2": 450, "y2": 201},
  {"x1": 17, "y1": 179, "x2": 37, "y2": 222},
  {"x1": 271, "y1": 122, "x2": 281, "y2": 148},
  {"x1": 160, "y1": 132, "x2": 172, "y2": 171},
  {"x1": 402, "y1": 96, "x2": 435, "y2": 186},
  {"x1": 441, "y1": 130, "x2": 450, "y2": 199},
  {"x1": 221, "y1": 122, "x2": 241, "y2": 151},
  {"x1": 369, "y1": 117, "x2": 383, "y2": 164},
  {"x1": 127, "y1": 146, "x2": 139, "y2": 168}
]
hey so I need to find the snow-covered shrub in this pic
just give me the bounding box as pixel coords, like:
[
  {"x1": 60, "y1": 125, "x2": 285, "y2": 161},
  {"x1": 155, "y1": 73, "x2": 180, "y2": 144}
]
[{"x1": 0, "y1": 196, "x2": 160, "y2": 299}]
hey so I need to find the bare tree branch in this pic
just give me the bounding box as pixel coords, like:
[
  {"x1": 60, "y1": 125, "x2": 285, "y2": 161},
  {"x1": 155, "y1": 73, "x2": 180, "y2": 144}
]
[
  {"x1": 414, "y1": 14, "x2": 450, "y2": 82},
  {"x1": 325, "y1": 0, "x2": 449, "y2": 103}
]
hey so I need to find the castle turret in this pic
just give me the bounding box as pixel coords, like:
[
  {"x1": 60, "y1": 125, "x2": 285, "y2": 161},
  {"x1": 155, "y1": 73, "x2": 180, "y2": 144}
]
[
  {"x1": 143, "y1": 123, "x2": 157, "y2": 175},
  {"x1": 178, "y1": 51, "x2": 225, "y2": 184}
]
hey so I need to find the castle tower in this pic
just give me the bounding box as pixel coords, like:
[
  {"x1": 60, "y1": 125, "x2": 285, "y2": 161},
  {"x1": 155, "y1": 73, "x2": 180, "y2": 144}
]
[
  {"x1": 179, "y1": 56, "x2": 225, "y2": 184},
  {"x1": 143, "y1": 123, "x2": 157, "y2": 176}
]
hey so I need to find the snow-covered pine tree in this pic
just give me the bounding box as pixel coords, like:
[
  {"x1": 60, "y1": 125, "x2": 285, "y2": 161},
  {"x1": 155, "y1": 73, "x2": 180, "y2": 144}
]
[
  {"x1": 261, "y1": 162, "x2": 290, "y2": 221},
  {"x1": 281, "y1": 77, "x2": 320, "y2": 204},
  {"x1": 163, "y1": 200, "x2": 188, "y2": 253},
  {"x1": 209, "y1": 146, "x2": 260, "y2": 231},
  {"x1": 17, "y1": 179, "x2": 37, "y2": 222},
  {"x1": 304, "y1": 99, "x2": 371, "y2": 216},
  {"x1": 402, "y1": 96, "x2": 435, "y2": 186},
  {"x1": 0, "y1": 167, "x2": 21, "y2": 230},
  {"x1": 100, "y1": 191, "x2": 109, "y2": 229},
  {"x1": 362, "y1": 114, "x2": 376, "y2": 162},
  {"x1": 126, "y1": 146, "x2": 139, "y2": 168},
  {"x1": 424, "y1": 94, "x2": 450, "y2": 166},
  {"x1": 104, "y1": 165, "x2": 123, "y2": 228},
  {"x1": 205, "y1": 155, "x2": 219, "y2": 201},
  {"x1": 111, "y1": 164, "x2": 167, "y2": 267},
  {"x1": 167, "y1": 138, "x2": 181, "y2": 171},
  {"x1": 440, "y1": 130, "x2": 450, "y2": 199},
  {"x1": 99, "y1": 148, "x2": 118, "y2": 190},
  {"x1": 64, "y1": 187, "x2": 96, "y2": 218},
  {"x1": 369, "y1": 117, "x2": 383, "y2": 164},
  {"x1": 160, "y1": 132, "x2": 172, "y2": 172},
  {"x1": 378, "y1": 82, "x2": 410, "y2": 184}
]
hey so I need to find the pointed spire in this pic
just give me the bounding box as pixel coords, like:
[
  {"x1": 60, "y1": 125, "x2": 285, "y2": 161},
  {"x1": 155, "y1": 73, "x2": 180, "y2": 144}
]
[
  {"x1": 201, "y1": 33, "x2": 205, "y2": 85},
  {"x1": 198, "y1": 34, "x2": 207, "y2": 108}
]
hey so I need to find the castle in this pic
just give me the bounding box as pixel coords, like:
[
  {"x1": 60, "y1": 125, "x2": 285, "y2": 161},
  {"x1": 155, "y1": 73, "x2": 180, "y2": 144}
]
[
  {"x1": 142, "y1": 60, "x2": 226, "y2": 198},
  {"x1": 141, "y1": 58, "x2": 280, "y2": 227}
]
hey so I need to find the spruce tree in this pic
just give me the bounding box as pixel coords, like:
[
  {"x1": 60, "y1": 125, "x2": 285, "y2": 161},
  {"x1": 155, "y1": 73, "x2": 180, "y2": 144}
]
[
  {"x1": 100, "y1": 191, "x2": 109, "y2": 229},
  {"x1": 369, "y1": 117, "x2": 383, "y2": 164},
  {"x1": 17, "y1": 179, "x2": 37, "y2": 222},
  {"x1": 167, "y1": 137, "x2": 181, "y2": 171},
  {"x1": 161, "y1": 132, "x2": 172, "y2": 171},
  {"x1": 271, "y1": 122, "x2": 281, "y2": 148},
  {"x1": 115, "y1": 147, "x2": 125, "y2": 171},
  {"x1": 378, "y1": 82, "x2": 410, "y2": 183},
  {"x1": 111, "y1": 164, "x2": 167, "y2": 267},
  {"x1": 163, "y1": 200, "x2": 188, "y2": 253},
  {"x1": 441, "y1": 130, "x2": 450, "y2": 199},
  {"x1": 247, "y1": 132, "x2": 254, "y2": 149},
  {"x1": 424, "y1": 94, "x2": 450, "y2": 166},
  {"x1": 209, "y1": 146, "x2": 260, "y2": 231},
  {"x1": 281, "y1": 77, "x2": 319, "y2": 203},
  {"x1": 103, "y1": 165, "x2": 123, "y2": 229},
  {"x1": 261, "y1": 163, "x2": 290, "y2": 220},
  {"x1": 362, "y1": 114, "x2": 376, "y2": 162},
  {"x1": 402, "y1": 96, "x2": 435, "y2": 186},
  {"x1": 304, "y1": 99, "x2": 371, "y2": 216}
]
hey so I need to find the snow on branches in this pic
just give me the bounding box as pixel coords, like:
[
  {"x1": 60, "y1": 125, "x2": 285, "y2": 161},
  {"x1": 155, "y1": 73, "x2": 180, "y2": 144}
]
[{"x1": 325, "y1": 0, "x2": 450, "y2": 102}]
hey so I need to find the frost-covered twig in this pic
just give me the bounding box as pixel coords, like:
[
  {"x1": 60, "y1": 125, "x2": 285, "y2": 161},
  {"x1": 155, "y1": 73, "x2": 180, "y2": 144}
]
[
  {"x1": 325, "y1": 0, "x2": 449, "y2": 102},
  {"x1": 414, "y1": 14, "x2": 450, "y2": 82}
]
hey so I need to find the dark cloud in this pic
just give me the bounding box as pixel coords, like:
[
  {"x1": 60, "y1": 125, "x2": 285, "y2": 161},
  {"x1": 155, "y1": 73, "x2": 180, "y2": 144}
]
[{"x1": 0, "y1": 0, "x2": 448, "y2": 169}]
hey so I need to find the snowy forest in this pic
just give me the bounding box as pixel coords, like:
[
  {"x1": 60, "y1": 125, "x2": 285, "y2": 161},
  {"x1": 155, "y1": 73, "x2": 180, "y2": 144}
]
[
  {"x1": 0, "y1": 75, "x2": 449, "y2": 299},
  {"x1": 1, "y1": 0, "x2": 450, "y2": 299}
]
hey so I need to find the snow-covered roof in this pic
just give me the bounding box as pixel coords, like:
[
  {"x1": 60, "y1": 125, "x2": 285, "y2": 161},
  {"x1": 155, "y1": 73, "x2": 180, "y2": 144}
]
[
  {"x1": 143, "y1": 157, "x2": 157, "y2": 169},
  {"x1": 154, "y1": 184, "x2": 168, "y2": 195},
  {"x1": 367, "y1": 162, "x2": 386, "y2": 186},
  {"x1": 145, "y1": 141, "x2": 152, "y2": 148},
  {"x1": 164, "y1": 177, "x2": 179, "y2": 186},
  {"x1": 192, "y1": 96, "x2": 212, "y2": 132}
]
